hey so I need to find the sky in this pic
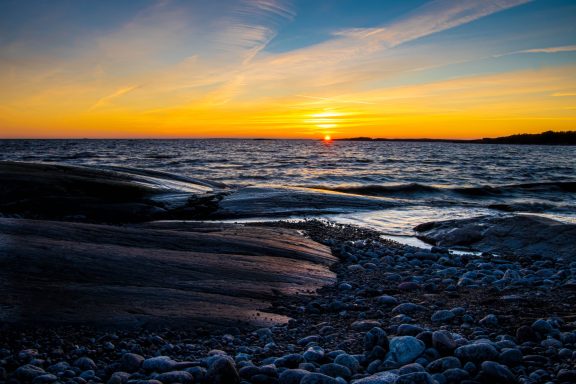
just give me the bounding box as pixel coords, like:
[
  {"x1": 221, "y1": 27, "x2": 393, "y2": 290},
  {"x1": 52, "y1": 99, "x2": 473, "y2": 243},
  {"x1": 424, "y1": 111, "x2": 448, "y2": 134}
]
[{"x1": 0, "y1": 0, "x2": 575, "y2": 139}]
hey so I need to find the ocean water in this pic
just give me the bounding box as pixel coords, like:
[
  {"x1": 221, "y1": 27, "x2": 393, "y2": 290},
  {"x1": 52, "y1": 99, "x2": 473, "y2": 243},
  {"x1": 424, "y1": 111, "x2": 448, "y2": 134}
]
[{"x1": 1, "y1": 139, "x2": 575, "y2": 235}]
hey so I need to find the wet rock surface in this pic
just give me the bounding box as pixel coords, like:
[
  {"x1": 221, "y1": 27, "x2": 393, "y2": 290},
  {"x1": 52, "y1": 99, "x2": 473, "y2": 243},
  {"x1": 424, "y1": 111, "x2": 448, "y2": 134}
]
[
  {"x1": 415, "y1": 215, "x2": 576, "y2": 259},
  {"x1": 0, "y1": 218, "x2": 335, "y2": 327},
  {"x1": 1, "y1": 220, "x2": 575, "y2": 383}
]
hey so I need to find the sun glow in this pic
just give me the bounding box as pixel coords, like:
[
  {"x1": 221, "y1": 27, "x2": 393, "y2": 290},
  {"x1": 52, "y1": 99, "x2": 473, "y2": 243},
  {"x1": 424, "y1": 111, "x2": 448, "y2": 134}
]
[{"x1": 324, "y1": 134, "x2": 332, "y2": 142}]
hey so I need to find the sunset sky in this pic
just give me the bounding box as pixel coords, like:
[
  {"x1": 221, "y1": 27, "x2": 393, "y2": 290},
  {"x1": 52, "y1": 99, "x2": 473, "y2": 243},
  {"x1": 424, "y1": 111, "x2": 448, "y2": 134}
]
[{"x1": 1, "y1": 0, "x2": 575, "y2": 139}]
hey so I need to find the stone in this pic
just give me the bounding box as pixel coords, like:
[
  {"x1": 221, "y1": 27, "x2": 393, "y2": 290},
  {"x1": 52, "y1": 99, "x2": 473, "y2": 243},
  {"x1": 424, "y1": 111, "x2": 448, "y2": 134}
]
[
  {"x1": 205, "y1": 356, "x2": 240, "y2": 384},
  {"x1": 32, "y1": 374, "x2": 58, "y2": 384},
  {"x1": 142, "y1": 356, "x2": 177, "y2": 372},
  {"x1": 121, "y1": 353, "x2": 144, "y2": 372},
  {"x1": 455, "y1": 343, "x2": 498, "y2": 362},
  {"x1": 351, "y1": 371, "x2": 399, "y2": 384},
  {"x1": 442, "y1": 368, "x2": 470, "y2": 383},
  {"x1": 516, "y1": 325, "x2": 539, "y2": 343},
  {"x1": 479, "y1": 361, "x2": 517, "y2": 383},
  {"x1": 432, "y1": 331, "x2": 458, "y2": 355},
  {"x1": 351, "y1": 320, "x2": 382, "y2": 332},
  {"x1": 107, "y1": 372, "x2": 130, "y2": 384},
  {"x1": 279, "y1": 369, "x2": 309, "y2": 384},
  {"x1": 387, "y1": 336, "x2": 426, "y2": 364},
  {"x1": 304, "y1": 346, "x2": 325, "y2": 362},
  {"x1": 499, "y1": 348, "x2": 523, "y2": 366},
  {"x1": 431, "y1": 310, "x2": 455, "y2": 324},
  {"x1": 396, "y1": 372, "x2": 434, "y2": 384},
  {"x1": 376, "y1": 295, "x2": 398, "y2": 306},
  {"x1": 300, "y1": 372, "x2": 340, "y2": 384},
  {"x1": 74, "y1": 357, "x2": 97, "y2": 371},
  {"x1": 479, "y1": 314, "x2": 498, "y2": 327},
  {"x1": 155, "y1": 371, "x2": 194, "y2": 384},
  {"x1": 319, "y1": 363, "x2": 352, "y2": 379},
  {"x1": 391, "y1": 303, "x2": 425, "y2": 314},
  {"x1": 16, "y1": 365, "x2": 46, "y2": 381},
  {"x1": 333, "y1": 354, "x2": 360, "y2": 373},
  {"x1": 426, "y1": 357, "x2": 461, "y2": 373},
  {"x1": 532, "y1": 319, "x2": 553, "y2": 335},
  {"x1": 364, "y1": 327, "x2": 389, "y2": 353}
]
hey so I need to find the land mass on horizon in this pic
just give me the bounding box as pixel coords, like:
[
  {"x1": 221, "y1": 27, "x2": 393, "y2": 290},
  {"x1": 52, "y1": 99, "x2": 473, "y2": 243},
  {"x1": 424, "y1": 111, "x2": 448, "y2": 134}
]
[{"x1": 337, "y1": 130, "x2": 576, "y2": 145}]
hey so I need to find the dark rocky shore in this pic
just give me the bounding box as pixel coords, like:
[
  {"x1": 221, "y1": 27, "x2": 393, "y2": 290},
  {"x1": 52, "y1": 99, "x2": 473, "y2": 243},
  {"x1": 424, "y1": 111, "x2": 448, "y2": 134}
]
[{"x1": 1, "y1": 162, "x2": 575, "y2": 384}]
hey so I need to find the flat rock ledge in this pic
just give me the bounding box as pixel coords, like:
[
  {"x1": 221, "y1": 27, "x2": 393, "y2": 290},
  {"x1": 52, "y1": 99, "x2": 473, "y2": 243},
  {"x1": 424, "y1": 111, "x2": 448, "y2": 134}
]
[
  {"x1": 0, "y1": 218, "x2": 336, "y2": 328},
  {"x1": 415, "y1": 214, "x2": 576, "y2": 259}
]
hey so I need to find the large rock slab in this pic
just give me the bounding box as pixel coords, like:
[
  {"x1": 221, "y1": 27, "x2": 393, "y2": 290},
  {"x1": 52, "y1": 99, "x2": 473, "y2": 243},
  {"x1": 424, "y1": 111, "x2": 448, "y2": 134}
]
[
  {"x1": 0, "y1": 218, "x2": 336, "y2": 328},
  {"x1": 213, "y1": 185, "x2": 398, "y2": 218},
  {"x1": 0, "y1": 161, "x2": 227, "y2": 222},
  {"x1": 415, "y1": 215, "x2": 576, "y2": 259}
]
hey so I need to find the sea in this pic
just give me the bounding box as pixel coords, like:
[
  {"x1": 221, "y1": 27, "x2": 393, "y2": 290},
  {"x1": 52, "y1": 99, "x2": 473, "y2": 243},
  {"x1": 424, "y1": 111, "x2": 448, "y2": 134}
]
[{"x1": 1, "y1": 139, "x2": 575, "y2": 238}]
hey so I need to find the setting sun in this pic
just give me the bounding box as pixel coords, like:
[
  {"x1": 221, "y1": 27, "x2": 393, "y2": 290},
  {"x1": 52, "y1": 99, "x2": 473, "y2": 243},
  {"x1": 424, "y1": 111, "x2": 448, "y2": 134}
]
[{"x1": 324, "y1": 135, "x2": 332, "y2": 142}]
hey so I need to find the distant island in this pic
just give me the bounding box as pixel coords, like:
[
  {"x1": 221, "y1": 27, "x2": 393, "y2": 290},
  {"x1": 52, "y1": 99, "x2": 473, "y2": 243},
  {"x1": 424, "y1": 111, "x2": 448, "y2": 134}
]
[{"x1": 337, "y1": 130, "x2": 576, "y2": 145}]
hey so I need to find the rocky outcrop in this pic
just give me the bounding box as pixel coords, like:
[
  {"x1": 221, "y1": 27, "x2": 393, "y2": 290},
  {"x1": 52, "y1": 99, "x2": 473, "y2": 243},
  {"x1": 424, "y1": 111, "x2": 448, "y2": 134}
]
[
  {"x1": 0, "y1": 218, "x2": 335, "y2": 327},
  {"x1": 213, "y1": 185, "x2": 396, "y2": 218},
  {"x1": 0, "y1": 161, "x2": 227, "y2": 222},
  {"x1": 415, "y1": 214, "x2": 576, "y2": 259}
]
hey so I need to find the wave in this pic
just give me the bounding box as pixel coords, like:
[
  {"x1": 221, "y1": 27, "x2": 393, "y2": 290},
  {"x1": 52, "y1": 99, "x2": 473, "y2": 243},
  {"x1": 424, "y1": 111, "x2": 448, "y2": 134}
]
[{"x1": 311, "y1": 181, "x2": 576, "y2": 198}]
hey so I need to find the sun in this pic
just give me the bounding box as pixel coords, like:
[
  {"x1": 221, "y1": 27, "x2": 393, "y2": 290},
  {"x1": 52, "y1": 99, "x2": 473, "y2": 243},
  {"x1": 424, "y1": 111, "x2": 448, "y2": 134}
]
[{"x1": 324, "y1": 134, "x2": 332, "y2": 142}]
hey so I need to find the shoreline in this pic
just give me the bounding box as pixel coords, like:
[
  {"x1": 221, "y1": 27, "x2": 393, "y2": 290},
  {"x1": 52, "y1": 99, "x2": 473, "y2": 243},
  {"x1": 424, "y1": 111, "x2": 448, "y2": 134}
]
[
  {"x1": 0, "y1": 162, "x2": 575, "y2": 383},
  {"x1": 2, "y1": 220, "x2": 575, "y2": 383}
]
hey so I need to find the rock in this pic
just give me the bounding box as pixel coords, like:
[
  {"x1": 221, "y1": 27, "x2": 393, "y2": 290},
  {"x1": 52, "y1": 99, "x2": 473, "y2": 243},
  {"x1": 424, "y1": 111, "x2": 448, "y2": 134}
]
[
  {"x1": 479, "y1": 314, "x2": 498, "y2": 327},
  {"x1": 499, "y1": 348, "x2": 523, "y2": 366},
  {"x1": 206, "y1": 356, "x2": 240, "y2": 384},
  {"x1": 391, "y1": 303, "x2": 425, "y2": 314},
  {"x1": 351, "y1": 371, "x2": 399, "y2": 384},
  {"x1": 387, "y1": 336, "x2": 426, "y2": 364},
  {"x1": 74, "y1": 357, "x2": 97, "y2": 371},
  {"x1": 351, "y1": 320, "x2": 382, "y2": 332},
  {"x1": 426, "y1": 357, "x2": 461, "y2": 373},
  {"x1": 32, "y1": 374, "x2": 58, "y2": 384},
  {"x1": 479, "y1": 361, "x2": 517, "y2": 383},
  {"x1": 376, "y1": 295, "x2": 398, "y2": 306},
  {"x1": 455, "y1": 343, "x2": 498, "y2": 362},
  {"x1": 16, "y1": 365, "x2": 46, "y2": 381},
  {"x1": 364, "y1": 327, "x2": 389, "y2": 353},
  {"x1": 279, "y1": 369, "x2": 309, "y2": 384},
  {"x1": 442, "y1": 368, "x2": 470, "y2": 383},
  {"x1": 319, "y1": 363, "x2": 352, "y2": 379},
  {"x1": 300, "y1": 372, "x2": 340, "y2": 384},
  {"x1": 277, "y1": 353, "x2": 305, "y2": 369},
  {"x1": 532, "y1": 319, "x2": 553, "y2": 335},
  {"x1": 304, "y1": 346, "x2": 325, "y2": 362},
  {"x1": 155, "y1": 371, "x2": 194, "y2": 384},
  {"x1": 333, "y1": 354, "x2": 360, "y2": 373},
  {"x1": 396, "y1": 372, "x2": 434, "y2": 384},
  {"x1": 414, "y1": 215, "x2": 576, "y2": 259},
  {"x1": 431, "y1": 310, "x2": 455, "y2": 324},
  {"x1": 516, "y1": 325, "x2": 539, "y2": 343},
  {"x1": 121, "y1": 353, "x2": 144, "y2": 372},
  {"x1": 107, "y1": 372, "x2": 130, "y2": 384},
  {"x1": 142, "y1": 356, "x2": 177, "y2": 372},
  {"x1": 432, "y1": 331, "x2": 458, "y2": 355}
]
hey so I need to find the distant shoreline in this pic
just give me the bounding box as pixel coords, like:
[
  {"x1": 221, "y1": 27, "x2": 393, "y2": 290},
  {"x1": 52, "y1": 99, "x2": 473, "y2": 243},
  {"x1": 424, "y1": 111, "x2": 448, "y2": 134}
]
[{"x1": 336, "y1": 130, "x2": 576, "y2": 145}]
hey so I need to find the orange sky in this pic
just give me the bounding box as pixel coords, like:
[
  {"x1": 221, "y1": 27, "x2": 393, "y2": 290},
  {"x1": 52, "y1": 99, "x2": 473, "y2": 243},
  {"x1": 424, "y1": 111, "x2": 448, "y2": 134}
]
[{"x1": 1, "y1": 0, "x2": 575, "y2": 139}]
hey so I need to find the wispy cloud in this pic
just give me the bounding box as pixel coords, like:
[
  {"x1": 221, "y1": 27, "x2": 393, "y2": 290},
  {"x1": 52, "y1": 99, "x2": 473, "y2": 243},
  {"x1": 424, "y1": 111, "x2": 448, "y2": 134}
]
[
  {"x1": 551, "y1": 92, "x2": 576, "y2": 97},
  {"x1": 89, "y1": 85, "x2": 140, "y2": 111},
  {"x1": 496, "y1": 44, "x2": 576, "y2": 57}
]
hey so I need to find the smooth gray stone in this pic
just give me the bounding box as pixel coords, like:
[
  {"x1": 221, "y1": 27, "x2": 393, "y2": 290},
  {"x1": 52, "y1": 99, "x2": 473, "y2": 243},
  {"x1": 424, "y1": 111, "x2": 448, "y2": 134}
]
[{"x1": 415, "y1": 215, "x2": 576, "y2": 259}]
